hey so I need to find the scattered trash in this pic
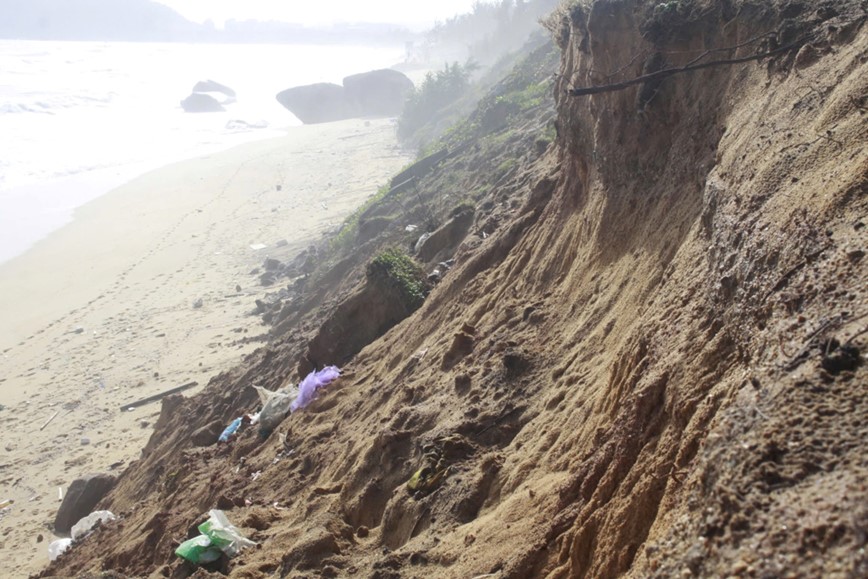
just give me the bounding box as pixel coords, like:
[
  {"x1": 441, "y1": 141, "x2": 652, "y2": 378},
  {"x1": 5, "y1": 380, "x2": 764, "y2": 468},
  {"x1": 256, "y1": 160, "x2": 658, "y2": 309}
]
[
  {"x1": 414, "y1": 233, "x2": 431, "y2": 254},
  {"x1": 254, "y1": 367, "x2": 340, "y2": 434},
  {"x1": 406, "y1": 464, "x2": 448, "y2": 495},
  {"x1": 175, "y1": 510, "x2": 256, "y2": 564},
  {"x1": 0, "y1": 498, "x2": 13, "y2": 509},
  {"x1": 291, "y1": 366, "x2": 341, "y2": 412},
  {"x1": 80, "y1": 437, "x2": 91, "y2": 446},
  {"x1": 40, "y1": 410, "x2": 60, "y2": 431},
  {"x1": 57, "y1": 487, "x2": 63, "y2": 501},
  {"x1": 249, "y1": 243, "x2": 267, "y2": 251},
  {"x1": 218, "y1": 417, "x2": 242, "y2": 443},
  {"x1": 405, "y1": 224, "x2": 418, "y2": 232},
  {"x1": 71, "y1": 510, "x2": 116, "y2": 540},
  {"x1": 48, "y1": 538, "x2": 73, "y2": 562},
  {"x1": 0, "y1": 404, "x2": 5, "y2": 411},
  {"x1": 192, "y1": 298, "x2": 204, "y2": 309},
  {"x1": 255, "y1": 385, "x2": 296, "y2": 435}
]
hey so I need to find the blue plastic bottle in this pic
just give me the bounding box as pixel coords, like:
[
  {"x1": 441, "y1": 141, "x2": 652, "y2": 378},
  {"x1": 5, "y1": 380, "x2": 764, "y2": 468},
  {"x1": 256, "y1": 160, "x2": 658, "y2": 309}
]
[{"x1": 218, "y1": 417, "x2": 242, "y2": 442}]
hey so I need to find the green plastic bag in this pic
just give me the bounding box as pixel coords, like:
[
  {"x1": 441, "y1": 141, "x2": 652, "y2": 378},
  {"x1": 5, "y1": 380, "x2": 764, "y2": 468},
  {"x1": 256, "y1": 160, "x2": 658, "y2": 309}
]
[
  {"x1": 175, "y1": 510, "x2": 256, "y2": 564},
  {"x1": 174, "y1": 535, "x2": 222, "y2": 564}
]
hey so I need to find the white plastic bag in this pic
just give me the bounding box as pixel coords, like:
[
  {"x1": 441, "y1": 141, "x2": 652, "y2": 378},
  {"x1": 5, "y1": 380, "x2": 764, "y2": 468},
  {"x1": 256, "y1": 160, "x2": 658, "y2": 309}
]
[
  {"x1": 197, "y1": 510, "x2": 256, "y2": 557},
  {"x1": 71, "y1": 510, "x2": 116, "y2": 540},
  {"x1": 255, "y1": 385, "x2": 297, "y2": 433},
  {"x1": 48, "y1": 538, "x2": 73, "y2": 562}
]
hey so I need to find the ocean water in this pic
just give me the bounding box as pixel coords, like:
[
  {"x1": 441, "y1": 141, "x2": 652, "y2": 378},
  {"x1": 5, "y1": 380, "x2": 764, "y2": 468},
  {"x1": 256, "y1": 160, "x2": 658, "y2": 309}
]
[{"x1": 0, "y1": 40, "x2": 405, "y2": 263}]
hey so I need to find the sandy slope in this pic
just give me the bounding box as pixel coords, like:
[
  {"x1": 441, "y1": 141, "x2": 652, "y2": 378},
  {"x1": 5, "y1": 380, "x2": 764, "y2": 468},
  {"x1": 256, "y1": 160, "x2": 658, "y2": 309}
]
[{"x1": 0, "y1": 118, "x2": 410, "y2": 577}]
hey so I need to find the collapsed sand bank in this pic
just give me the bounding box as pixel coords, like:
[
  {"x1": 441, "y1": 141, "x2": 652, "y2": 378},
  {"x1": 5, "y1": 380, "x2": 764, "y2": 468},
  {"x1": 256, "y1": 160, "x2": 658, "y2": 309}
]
[{"x1": 0, "y1": 117, "x2": 411, "y2": 576}]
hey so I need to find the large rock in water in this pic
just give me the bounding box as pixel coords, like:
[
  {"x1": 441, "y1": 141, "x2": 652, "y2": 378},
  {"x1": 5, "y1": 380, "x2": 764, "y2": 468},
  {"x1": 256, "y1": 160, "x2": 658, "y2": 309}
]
[
  {"x1": 192, "y1": 79, "x2": 236, "y2": 98},
  {"x1": 276, "y1": 82, "x2": 351, "y2": 124},
  {"x1": 54, "y1": 473, "x2": 116, "y2": 534},
  {"x1": 343, "y1": 69, "x2": 414, "y2": 116},
  {"x1": 275, "y1": 69, "x2": 414, "y2": 124},
  {"x1": 181, "y1": 92, "x2": 225, "y2": 113}
]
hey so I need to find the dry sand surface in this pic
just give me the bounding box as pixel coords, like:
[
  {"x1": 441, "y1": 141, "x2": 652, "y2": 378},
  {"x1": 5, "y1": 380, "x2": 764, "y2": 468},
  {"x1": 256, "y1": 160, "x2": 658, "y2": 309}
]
[{"x1": 0, "y1": 118, "x2": 411, "y2": 577}]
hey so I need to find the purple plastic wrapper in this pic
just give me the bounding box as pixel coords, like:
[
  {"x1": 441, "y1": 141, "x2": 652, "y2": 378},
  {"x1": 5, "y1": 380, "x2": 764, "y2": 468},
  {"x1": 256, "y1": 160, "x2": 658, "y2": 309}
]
[{"x1": 291, "y1": 366, "x2": 341, "y2": 412}]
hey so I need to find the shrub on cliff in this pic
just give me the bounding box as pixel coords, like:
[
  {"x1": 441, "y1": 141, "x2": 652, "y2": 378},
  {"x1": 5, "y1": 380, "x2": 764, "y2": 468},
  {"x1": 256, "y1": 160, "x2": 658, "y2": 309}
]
[
  {"x1": 366, "y1": 248, "x2": 430, "y2": 311},
  {"x1": 398, "y1": 61, "x2": 478, "y2": 141}
]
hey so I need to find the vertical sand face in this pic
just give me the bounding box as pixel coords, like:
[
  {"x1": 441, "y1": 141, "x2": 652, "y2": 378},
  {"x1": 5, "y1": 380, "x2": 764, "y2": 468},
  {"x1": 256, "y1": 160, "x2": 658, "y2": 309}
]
[{"x1": 0, "y1": 118, "x2": 410, "y2": 575}]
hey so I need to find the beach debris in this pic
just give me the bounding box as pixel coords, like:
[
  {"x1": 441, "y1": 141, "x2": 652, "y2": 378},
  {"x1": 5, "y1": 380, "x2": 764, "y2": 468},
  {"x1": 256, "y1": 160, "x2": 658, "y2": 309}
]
[
  {"x1": 0, "y1": 498, "x2": 13, "y2": 509},
  {"x1": 414, "y1": 232, "x2": 432, "y2": 254},
  {"x1": 254, "y1": 385, "x2": 296, "y2": 435},
  {"x1": 73, "y1": 327, "x2": 85, "y2": 334},
  {"x1": 276, "y1": 239, "x2": 288, "y2": 247},
  {"x1": 37, "y1": 533, "x2": 44, "y2": 543},
  {"x1": 175, "y1": 510, "x2": 256, "y2": 564},
  {"x1": 57, "y1": 487, "x2": 63, "y2": 501},
  {"x1": 235, "y1": 284, "x2": 242, "y2": 293},
  {"x1": 405, "y1": 224, "x2": 418, "y2": 232},
  {"x1": 54, "y1": 473, "x2": 117, "y2": 534},
  {"x1": 40, "y1": 410, "x2": 60, "y2": 431},
  {"x1": 71, "y1": 510, "x2": 116, "y2": 540},
  {"x1": 48, "y1": 538, "x2": 73, "y2": 562},
  {"x1": 120, "y1": 381, "x2": 198, "y2": 411},
  {"x1": 291, "y1": 366, "x2": 341, "y2": 412},
  {"x1": 218, "y1": 417, "x2": 243, "y2": 443},
  {"x1": 249, "y1": 243, "x2": 267, "y2": 251},
  {"x1": 193, "y1": 298, "x2": 204, "y2": 309},
  {"x1": 253, "y1": 367, "x2": 340, "y2": 435},
  {"x1": 80, "y1": 437, "x2": 91, "y2": 446}
]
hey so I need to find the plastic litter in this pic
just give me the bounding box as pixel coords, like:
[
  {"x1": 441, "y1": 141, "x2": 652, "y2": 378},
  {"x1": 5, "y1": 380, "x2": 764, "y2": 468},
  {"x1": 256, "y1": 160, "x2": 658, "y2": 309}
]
[
  {"x1": 291, "y1": 366, "x2": 341, "y2": 412},
  {"x1": 414, "y1": 232, "x2": 431, "y2": 254},
  {"x1": 0, "y1": 499, "x2": 13, "y2": 509},
  {"x1": 48, "y1": 538, "x2": 73, "y2": 562},
  {"x1": 255, "y1": 385, "x2": 297, "y2": 434},
  {"x1": 71, "y1": 510, "x2": 116, "y2": 541},
  {"x1": 218, "y1": 417, "x2": 242, "y2": 442},
  {"x1": 175, "y1": 534, "x2": 221, "y2": 564},
  {"x1": 175, "y1": 509, "x2": 256, "y2": 564}
]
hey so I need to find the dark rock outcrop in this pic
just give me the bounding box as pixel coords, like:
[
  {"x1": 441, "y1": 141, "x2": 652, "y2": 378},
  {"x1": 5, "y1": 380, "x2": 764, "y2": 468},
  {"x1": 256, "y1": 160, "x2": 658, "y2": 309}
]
[
  {"x1": 275, "y1": 69, "x2": 414, "y2": 124},
  {"x1": 343, "y1": 69, "x2": 414, "y2": 117},
  {"x1": 416, "y1": 206, "x2": 475, "y2": 263},
  {"x1": 180, "y1": 93, "x2": 225, "y2": 113},
  {"x1": 192, "y1": 79, "x2": 236, "y2": 98},
  {"x1": 54, "y1": 473, "x2": 116, "y2": 534},
  {"x1": 275, "y1": 83, "x2": 351, "y2": 124}
]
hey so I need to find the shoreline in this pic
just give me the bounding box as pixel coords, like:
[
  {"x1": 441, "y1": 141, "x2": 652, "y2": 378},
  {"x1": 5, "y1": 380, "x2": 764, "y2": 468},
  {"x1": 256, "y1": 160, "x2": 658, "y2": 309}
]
[
  {"x1": 0, "y1": 125, "x2": 290, "y2": 266},
  {"x1": 0, "y1": 117, "x2": 412, "y2": 576}
]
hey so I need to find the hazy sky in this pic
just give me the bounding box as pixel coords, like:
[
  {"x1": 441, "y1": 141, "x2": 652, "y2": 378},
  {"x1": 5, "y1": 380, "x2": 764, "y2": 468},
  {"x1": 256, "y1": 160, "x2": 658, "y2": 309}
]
[{"x1": 154, "y1": 1, "x2": 482, "y2": 26}]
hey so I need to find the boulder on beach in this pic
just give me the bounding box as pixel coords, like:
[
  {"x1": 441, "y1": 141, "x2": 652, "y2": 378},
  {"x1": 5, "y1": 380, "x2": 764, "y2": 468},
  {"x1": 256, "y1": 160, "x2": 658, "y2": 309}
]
[
  {"x1": 275, "y1": 69, "x2": 414, "y2": 124},
  {"x1": 180, "y1": 92, "x2": 225, "y2": 113},
  {"x1": 275, "y1": 82, "x2": 352, "y2": 124},
  {"x1": 54, "y1": 473, "x2": 117, "y2": 534},
  {"x1": 192, "y1": 79, "x2": 236, "y2": 98},
  {"x1": 343, "y1": 69, "x2": 414, "y2": 117}
]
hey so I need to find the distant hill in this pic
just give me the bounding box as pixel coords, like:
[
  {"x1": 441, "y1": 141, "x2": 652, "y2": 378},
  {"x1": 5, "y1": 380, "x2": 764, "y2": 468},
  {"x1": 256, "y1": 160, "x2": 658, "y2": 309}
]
[
  {"x1": 0, "y1": 0, "x2": 415, "y2": 44},
  {"x1": 0, "y1": 0, "x2": 203, "y2": 41}
]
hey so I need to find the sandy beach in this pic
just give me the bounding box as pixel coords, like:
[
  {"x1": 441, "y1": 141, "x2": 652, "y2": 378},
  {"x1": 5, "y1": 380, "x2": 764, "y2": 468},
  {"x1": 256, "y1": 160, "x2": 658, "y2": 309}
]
[{"x1": 0, "y1": 117, "x2": 411, "y2": 577}]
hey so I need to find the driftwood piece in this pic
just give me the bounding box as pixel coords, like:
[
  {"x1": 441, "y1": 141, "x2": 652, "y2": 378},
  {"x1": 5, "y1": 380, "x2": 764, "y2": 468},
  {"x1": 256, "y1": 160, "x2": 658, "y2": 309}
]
[{"x1": 120, "y1": 381, "x2": 198, "y2": 411}]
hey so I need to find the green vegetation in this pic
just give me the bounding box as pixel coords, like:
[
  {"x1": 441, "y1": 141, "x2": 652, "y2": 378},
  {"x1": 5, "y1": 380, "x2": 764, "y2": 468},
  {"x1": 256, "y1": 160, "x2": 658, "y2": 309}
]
[
  {"x1": 330, "y1": 183, "x2": 392, "y2": 255},
  {"x1": 398, "y1": 61, "x2": 479, "y2": 142},
  {"x1": 366, "y1": 248, "x2": 430, "y2": 310}
]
